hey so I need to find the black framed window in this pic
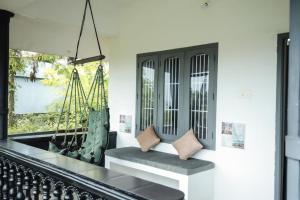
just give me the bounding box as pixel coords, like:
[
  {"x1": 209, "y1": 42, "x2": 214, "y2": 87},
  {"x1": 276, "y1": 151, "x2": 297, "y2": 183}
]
[{"x1": 136, "y1": 43, "x2": 218, "y2": 150}]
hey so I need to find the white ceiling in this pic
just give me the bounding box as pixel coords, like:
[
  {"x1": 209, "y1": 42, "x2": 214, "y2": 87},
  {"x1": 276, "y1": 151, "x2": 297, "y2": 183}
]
[
  {"x1": 0, "y1": 0, "x2": 135, "y2": 36},
  {"x1": 0, "y1": 0, "x2": 136, "y2": 57}
]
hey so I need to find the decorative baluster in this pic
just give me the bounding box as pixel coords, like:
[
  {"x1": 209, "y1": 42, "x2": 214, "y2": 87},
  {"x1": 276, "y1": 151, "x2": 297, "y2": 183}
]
[
  {"x1": 0, "y1": 160, "x2": 4, "y2": 198},
  {"x1": 8, "y1": 164, "x2": 17, "y2": 200},
  {"x1": 0, "y1": 156, "x2": 106, "y2": 200},
  {"x1": 64, "y1": 186, "x2": 76, "y2": 200},
  {"x1": 32, "y1": 174, "x2": 41, "y2": 200},
  {"x1": 2, "y1": 162, "x2": 9, "y2": 200},
  {"x1": 79, "y1": 192, "x2": 93, "y2": 200},
  {"x1": 16, "y1": 167, "x2": 25, "y2": 200},
  {"x1": 23, "y1": 171, "x2": 32, "y2": 200},
  {"x1": 42, "y1": 178, "x2": 51, "y2": 200},
  {"x1": 53, "y1": 182, "x2": 64, "y2": 200}
]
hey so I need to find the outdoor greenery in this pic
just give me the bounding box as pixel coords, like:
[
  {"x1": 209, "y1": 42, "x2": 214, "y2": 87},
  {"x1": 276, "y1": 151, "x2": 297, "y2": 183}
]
[
  {"x1": 8, "y1": 49, "x2": 25, "y2": 127},
  {"x1": 8, "y1": 50, "x2": 109, "y2": 135},
  {"x1": 8, "y1": 113, "x2": 59, "y2": 134},
  {"x1": 8, "y1": 49, "x2": 59, "y2": 129}
]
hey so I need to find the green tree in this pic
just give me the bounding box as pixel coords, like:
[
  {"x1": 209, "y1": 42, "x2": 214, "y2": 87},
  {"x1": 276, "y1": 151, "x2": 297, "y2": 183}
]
[
  {"x1": 9, "y1": 49, "x2": 25, "y2": 126},
  {"x1": 8, "y1": 49, "x2": 60, "y2": 127}
]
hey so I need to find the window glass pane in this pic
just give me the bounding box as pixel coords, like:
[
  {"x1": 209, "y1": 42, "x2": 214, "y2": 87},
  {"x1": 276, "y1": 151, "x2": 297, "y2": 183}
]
[
  {"x1": 141, "y1": 60, "x2": 155, "y2": 130},
  {"x1": 190, "y1": 54, "x2": 209, "y2": 140},
  {"x1": 163, "y1": 57, "x2": 180, "y2": 135}
]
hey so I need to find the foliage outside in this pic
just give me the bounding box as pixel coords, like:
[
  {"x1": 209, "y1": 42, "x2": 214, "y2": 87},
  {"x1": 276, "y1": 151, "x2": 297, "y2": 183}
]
[{"x1": 8, "y1": 50, "x2": 108, "y2": 135}]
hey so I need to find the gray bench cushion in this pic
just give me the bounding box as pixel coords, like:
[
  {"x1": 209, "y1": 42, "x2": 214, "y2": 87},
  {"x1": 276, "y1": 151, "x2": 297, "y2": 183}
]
[{"x1": 105, "y1": 147, "x2": 214, "y2": 175}]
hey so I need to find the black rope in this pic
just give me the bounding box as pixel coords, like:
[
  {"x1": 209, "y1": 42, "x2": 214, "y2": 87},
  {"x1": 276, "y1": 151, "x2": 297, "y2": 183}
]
[
  {"x1": 87, "y1": 0, "x2": 103, "y2": 56},
  {"x1": 74, "y1": 0, "x2": 88, "y2": 61},
  {"x1": 74, "y1": 0, "x2": 104, "y2": 62}
]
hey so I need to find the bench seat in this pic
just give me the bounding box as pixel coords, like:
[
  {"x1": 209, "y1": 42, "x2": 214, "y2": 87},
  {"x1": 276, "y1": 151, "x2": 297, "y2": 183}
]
[
  {"x1": 105, "y1": 147, "x2": 214, "y2": 175},
  {"x1": 105, "y1": 147, "x2": 215, "y2": 200}
]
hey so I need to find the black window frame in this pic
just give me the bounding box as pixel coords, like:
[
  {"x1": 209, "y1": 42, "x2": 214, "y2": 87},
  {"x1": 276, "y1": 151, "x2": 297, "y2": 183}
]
[{"x1": 136, "y1": 43, "x2": 218, "y2": 150}]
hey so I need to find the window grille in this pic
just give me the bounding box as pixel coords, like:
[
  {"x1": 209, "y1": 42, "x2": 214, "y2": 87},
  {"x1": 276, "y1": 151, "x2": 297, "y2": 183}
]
[
  {"x1": 141, "y1": 60, "x2": 155, "y2": 130},
  {"x1": 190, "y1": 54, "x2": 209, "y2": 140},
  {"x1": 163, "y1": 57, "x2": 180, "y2": 135}
]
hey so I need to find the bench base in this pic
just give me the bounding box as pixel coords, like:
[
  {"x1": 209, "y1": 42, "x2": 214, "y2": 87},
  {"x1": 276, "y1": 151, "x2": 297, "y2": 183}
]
[{"x1": 105, "y1": 156, "x2": 214, "y2": 200}]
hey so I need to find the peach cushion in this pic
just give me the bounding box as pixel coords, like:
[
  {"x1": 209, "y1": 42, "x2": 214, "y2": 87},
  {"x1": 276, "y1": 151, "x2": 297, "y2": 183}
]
[
  {"x1": 172, "y1": 129, "x2": 203, "y2": 160},
  {"x1": 137, "y1": 126, "x2": 161, "y2": 152}
]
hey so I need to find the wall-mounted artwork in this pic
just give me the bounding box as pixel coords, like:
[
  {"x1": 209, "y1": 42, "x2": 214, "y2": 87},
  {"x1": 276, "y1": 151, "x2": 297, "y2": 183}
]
[
  {"x1": 119, "y1": 115, "x2": 132, "y2": 134},
  {"x1": 221, "y1": 122, "x2": 245, "y2": 149}
]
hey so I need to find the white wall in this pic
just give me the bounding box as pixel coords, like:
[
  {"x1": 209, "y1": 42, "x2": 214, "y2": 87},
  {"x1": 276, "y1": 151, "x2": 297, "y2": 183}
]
[
  {"x1": 108, "y1": 0, "x2": 289, "y2": 200},
  {"x1": 14, "y1": 63, "x2": 62, "y2": 114},
  {"x1": 14, "y1": 77, "x2": 61, "y2": 114}
]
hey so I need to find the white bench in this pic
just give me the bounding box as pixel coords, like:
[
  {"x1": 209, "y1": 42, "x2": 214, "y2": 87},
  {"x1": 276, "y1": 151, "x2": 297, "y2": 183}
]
[{"x1": 105, "y1": 147, "x2": 215, "y2": 200}]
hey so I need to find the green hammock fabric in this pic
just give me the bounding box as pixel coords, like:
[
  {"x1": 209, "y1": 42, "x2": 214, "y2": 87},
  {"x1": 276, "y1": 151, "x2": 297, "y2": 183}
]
[
  {"x1": 80, "y1": 110, "x2": 108, "y2": 164},
  {"x1": 49, "y1": 140, "x2": 80, "y2": 159},
  {"x1": 49, "y1": 141, "x2": 60, "y2": 153},
  {"x1": 67, "y1": 150, "x2": 80, "y2": 159}
]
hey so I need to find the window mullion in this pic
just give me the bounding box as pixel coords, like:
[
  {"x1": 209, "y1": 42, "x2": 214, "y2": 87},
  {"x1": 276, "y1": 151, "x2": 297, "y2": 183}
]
[{"x1": 157, "y1": 57, "x2": 164, "y2": 135}]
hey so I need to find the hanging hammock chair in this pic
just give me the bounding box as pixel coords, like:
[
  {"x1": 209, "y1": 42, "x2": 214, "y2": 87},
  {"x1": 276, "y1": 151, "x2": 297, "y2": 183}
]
[
  {"x1": 80, "y1": 65, "x2": 110, "y2": 164},
  {"x1": 49, "y1": 0, "x2": 110, "y2": 165}
]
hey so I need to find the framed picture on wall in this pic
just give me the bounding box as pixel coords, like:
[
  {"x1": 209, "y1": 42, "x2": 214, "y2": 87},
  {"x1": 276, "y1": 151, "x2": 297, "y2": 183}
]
[
  {"x1": 119, "y1": 114, "x2": 132, "y2": 134},
  {"x1": 221, "y1": 122, "x2": 245, "y2": 149}
]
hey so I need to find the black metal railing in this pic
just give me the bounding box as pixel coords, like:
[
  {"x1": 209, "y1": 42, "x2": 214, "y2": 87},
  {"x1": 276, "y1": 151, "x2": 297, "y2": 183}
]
[{"x1": 0, "y1": 149, "x2": 138, "y2": 200}]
